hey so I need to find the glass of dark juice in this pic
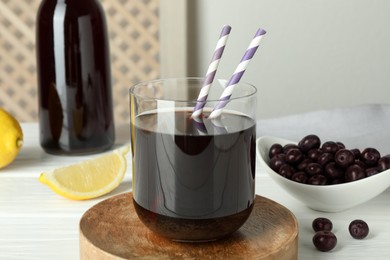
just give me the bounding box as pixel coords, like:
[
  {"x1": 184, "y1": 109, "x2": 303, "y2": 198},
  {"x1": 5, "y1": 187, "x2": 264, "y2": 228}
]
[{"x1": 129, "y1": 78, "x2": 257, "y2": 242}]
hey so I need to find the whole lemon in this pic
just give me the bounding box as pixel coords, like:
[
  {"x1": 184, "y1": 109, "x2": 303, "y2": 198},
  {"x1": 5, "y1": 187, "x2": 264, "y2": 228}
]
[{"x1": 0, "y1": 108, "x2": 23, "y2": 169}]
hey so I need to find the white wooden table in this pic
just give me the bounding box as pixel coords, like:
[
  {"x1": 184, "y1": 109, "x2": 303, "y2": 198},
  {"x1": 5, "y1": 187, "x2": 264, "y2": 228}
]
[{"x1": 1, "y1": 113, "x2": 390, "y2": 259}]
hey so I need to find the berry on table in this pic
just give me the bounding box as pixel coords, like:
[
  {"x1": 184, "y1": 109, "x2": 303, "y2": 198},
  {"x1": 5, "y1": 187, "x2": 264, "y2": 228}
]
[
  {"x1": 349, "y1": 219, "x2": 369, "y2": 239},
  {"x1": 312, "y1": 217, "x2": 333, "y2": 232},
  {"x1": 312, "y1": 231, "x2": 337, "y2": 252}
]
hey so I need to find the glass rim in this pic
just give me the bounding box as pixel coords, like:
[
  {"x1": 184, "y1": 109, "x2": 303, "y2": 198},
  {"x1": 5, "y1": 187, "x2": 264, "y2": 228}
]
[{"x1": 129, "y1": 77, "x2": 257, "y2": 103}]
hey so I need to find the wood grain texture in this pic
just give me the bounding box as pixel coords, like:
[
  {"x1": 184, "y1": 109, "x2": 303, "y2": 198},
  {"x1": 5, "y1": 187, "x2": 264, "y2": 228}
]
[{"x1": 79, "y1": 192, "x2": 298, "y2": 260}]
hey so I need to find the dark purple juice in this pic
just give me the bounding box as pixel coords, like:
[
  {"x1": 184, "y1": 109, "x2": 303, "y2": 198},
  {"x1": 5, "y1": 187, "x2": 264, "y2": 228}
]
[{"x1": 131, "y1": 109, "x2": 256, "y2": 241}]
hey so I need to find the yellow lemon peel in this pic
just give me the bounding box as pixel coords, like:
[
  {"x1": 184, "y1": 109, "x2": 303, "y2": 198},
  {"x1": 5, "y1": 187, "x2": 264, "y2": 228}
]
[
  {"x1": 39, "y1": 146, "x2": 129, "y2": 200},
  {"x1": 0, "y1": 108, "x2": 23, "y2": 169}
]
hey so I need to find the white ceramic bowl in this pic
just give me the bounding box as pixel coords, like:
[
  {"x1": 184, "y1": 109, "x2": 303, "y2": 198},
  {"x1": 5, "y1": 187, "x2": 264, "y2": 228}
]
[{"x1": 257, "y1": 135, "x2": 390, "y2": 212}]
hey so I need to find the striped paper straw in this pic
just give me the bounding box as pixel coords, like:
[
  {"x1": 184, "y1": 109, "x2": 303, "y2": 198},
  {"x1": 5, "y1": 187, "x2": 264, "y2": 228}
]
[
  {"x1": 208, "y1": 28, "x2": 266, "y2": 119},
  {"x1": 192, "y1": 25, "x2": 232, "y2": 118},
  {"x1": 211, "y1": 118, "x2": 228, "y2": 135},
  {"x1": 192, "y1": 115, "x2": 208, "y2": 135}
]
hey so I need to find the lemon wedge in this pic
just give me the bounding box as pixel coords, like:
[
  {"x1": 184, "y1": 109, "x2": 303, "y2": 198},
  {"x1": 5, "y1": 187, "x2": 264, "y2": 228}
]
[{"x1": 39, "y1": 146, "x2": 129, "y2": 200}]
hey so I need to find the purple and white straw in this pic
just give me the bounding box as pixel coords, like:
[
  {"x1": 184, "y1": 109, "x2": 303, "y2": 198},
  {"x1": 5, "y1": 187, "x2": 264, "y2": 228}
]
[
  {"x1": 208, "y1": 28, "x2": 266, "y2": 119},
  {"x1": 192, "y1": 25, "x2": 232, "y2": 118},
  {"x1": 192, "y1": 115, "x2": 208, "y2": 135}
]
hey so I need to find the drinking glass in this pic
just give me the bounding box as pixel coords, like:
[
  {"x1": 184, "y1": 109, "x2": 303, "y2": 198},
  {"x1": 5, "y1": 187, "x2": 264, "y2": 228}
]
[{"x1": 129, "y1": 78, "x2": 257, "y2": 242}]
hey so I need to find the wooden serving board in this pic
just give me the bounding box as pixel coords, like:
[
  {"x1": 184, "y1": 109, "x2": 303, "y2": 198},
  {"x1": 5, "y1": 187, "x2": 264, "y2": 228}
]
[{"x1": 79, "y1": 192, "x2": 298, "y2": 260}]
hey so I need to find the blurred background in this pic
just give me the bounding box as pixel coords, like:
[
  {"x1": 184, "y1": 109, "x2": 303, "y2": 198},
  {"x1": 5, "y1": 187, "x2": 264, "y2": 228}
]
[
  {"x1": 1, "y1": 0, "x2": 389, "y2": 123},
  {"x1": 0, "y1": 0, "x2": 160, "y2": 124},
  {"x1": 184, "y1": 0, "x2": 390, "y2": 119}
]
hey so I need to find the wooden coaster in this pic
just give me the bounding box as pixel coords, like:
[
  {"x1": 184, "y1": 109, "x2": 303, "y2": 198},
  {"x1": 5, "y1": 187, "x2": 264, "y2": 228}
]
[{"x1": 79, "y1": 192, "x2": 298, "y2": 260}]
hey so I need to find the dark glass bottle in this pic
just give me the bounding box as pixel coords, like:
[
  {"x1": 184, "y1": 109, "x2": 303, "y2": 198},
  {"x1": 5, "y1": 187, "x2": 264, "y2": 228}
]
[{"x1": 36, "y1": 0, "x2": 115, "y2": 154}]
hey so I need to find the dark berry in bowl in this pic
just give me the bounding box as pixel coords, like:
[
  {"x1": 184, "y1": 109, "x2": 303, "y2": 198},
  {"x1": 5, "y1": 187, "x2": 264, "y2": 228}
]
[
  {"x1": 324, "y1": 162, "x2": 344, "y2": 180},
  {"x1": 361, "y1": 148, "x2": 381, "y2": 166},
  {"x1": 365, "y1": 167, "x2": 380, "y2": 177},
  {"x1": 285, "y1": 148, "x2": 303, "y2": 164},
  {"x1": 345, "y1": 164, "x2": 365, "y2": 182},
  {"x1": 278, "y1": 164, "x2": 295, "y2": 179},
  {"x1": 308, "y1": 174, "x2": 327, "y2": 185},
  {"x1": 297, "y1": 158, "x2": 313, "y2": 171},
  {"x1": 298, "y1": 134, "x2": 321, "y2": 152},
  {"x1": 305, "y1": 162, "x2": 323, "y2": 176},
  {"x1": 351, "y1": 148, "x2": 361, "y2": 159},
  {"x1": 269, "y1": 154, "x2": 286, "y2": 172},
  {"x1": 349, "y1": 219, "x2": 369, "y2": 239},
  {"x1": 322, "y1": 141, "x2": 340, "y2": 154},
  {"x1": 307, "y1": 148, "x2": 323, "y2": 161},
  {"x1": 317, "y1": 152, "x2": 334, "y2": 166},
  {"x1": 336, "y1": 141, "x2": 345, "y2": 149},
  {"x1": 377, "y1": 155, "x2": 390, "y2": 171},
  {"x1": 335, "y1": 149, "x2": 355, "y2": 168},
  {"x1": 291, "y1": 171, "x2": 308, "y2": 184},
  {"x1": 268, "y1": 143, "x2": 283, "y2": 159},
  {"x1": 312, "y1": 231, "x2": 337, "y2": 252},
  {"x1": 283, "y1": 143, "x2": 300, "y2": 154},
  {"x1": 331, "y1": 178, "x2": 345, "y2": 184},
  {"x1": 354, "y1": 160, "x2": 367, "y2": 170}
]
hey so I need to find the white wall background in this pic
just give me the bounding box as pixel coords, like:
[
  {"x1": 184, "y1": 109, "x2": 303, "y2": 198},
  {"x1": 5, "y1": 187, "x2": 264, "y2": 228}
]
[{"x1": 186, "y1": 0, "x2": 390, "y2": 119}]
